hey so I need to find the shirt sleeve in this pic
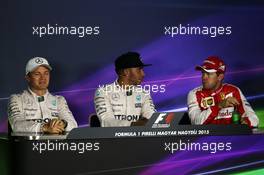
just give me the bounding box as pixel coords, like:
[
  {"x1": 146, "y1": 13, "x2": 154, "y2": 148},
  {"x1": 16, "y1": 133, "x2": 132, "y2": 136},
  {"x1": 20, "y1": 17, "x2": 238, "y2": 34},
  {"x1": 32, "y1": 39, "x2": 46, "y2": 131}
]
[
  {"x1": 141, "y1": 92, "x2": 156, "y2": 119},
  {"x1": 8, "y1": 95, "x2": 41, "y2": 132},
  {"x1": 235, "y1": 88, "x2": 259, "y2": 127},
  {"x1": 187, "y1": 90, "x2": 220, "y2": 125},
  {"x1": 57, "y1": 96, "x2": 78, "y2": 131}
]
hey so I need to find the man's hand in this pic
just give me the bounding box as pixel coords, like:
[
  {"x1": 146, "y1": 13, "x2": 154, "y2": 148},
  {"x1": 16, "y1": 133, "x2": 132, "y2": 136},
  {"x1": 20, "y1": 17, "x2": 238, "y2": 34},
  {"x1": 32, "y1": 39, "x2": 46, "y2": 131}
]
[
  {"x1": 42, "y1": 119, "x2": 66, "y2": 134},
  {"x1": 240, "y1": 118, "x2": 251, "y2": 126},
  {"x1": 218, "y1": 97, "x2": 240, "y2": 109},
  {"x1": 131, "y1": 118, "x2": 148, "y2": 126}
]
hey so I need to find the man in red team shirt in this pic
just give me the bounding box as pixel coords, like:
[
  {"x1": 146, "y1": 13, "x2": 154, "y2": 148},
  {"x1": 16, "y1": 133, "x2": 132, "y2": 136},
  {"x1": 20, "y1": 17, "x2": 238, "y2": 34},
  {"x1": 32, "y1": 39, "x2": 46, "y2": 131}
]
[{"x1": 187, "y1": 56, "x2": 259, "y2": 127}]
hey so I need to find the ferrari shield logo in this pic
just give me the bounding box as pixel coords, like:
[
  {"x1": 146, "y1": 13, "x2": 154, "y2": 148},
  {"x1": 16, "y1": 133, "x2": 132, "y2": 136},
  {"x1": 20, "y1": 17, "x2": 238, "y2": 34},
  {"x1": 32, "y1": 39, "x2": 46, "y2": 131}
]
[{"x1": 220, "y1": 93, "x2": 225, "y2": 100}]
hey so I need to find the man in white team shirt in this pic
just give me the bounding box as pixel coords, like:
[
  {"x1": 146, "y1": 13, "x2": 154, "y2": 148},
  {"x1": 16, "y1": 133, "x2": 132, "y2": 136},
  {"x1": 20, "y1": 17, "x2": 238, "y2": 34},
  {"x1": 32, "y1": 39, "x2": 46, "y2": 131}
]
[
  {"x1": 94, "y1": 52, "x2": 156, "y2": 127},
  {"x1": 8, "y1": 57, "x2": 77, "y2": 133}
]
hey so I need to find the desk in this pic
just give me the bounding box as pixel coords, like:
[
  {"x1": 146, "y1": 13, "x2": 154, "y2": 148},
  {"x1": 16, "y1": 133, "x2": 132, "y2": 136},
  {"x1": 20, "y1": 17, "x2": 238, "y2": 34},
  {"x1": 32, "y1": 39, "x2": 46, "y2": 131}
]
[
  {"x1": 11, "y1": 132, "x2": 68, "y2": 140},
  {"x1": 7, "y1": 126, "x2": 264, "y2": 175}
]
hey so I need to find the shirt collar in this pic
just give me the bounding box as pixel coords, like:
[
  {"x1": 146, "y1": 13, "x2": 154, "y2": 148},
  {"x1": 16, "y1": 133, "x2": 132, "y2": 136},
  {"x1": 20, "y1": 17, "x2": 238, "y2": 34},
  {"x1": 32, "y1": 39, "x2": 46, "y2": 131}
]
[
  {"x1": 27, "y1": 87, "x2": 49, "y2": 101},
  {"x1": 202, "y1": 84, "x2": 224, "y2": 96}
]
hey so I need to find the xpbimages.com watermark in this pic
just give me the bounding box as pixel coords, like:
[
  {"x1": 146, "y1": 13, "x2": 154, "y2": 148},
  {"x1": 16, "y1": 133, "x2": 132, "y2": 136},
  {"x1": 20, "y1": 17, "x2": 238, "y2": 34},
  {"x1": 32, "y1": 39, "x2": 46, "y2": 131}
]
[
  {"x1": 164, "y1": 140, "x2": 232, "y2": 154},
  {"x1": 32, "y1": 140, "x2": 100, "y2": 154},
  {"x1": 98, "y1": 84, "x2": 166, "y2": 95},
  {"x1": 32, "y1": 24, "x2": 100, "y2": 38},
  {"x1": 164, "y1": 24, "x2": 232, "y2": 38}
]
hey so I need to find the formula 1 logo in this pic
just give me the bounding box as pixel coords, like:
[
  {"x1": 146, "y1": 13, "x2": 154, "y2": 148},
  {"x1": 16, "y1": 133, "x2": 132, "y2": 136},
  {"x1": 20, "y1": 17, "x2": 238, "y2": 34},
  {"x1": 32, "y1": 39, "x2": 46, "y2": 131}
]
[{"x1": 152, "y1": 113, "x2": 174, "y2": 128}]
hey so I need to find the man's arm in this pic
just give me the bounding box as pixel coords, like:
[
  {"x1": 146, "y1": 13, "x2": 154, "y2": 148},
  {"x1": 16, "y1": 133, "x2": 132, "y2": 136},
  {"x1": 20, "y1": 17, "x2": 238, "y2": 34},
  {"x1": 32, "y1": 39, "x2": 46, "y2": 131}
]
[
  {"x1": 57, "y1": 96, "x2": 78, "y2": 131},
  {"x1": 187, "y1": 90, "x2": 220, "y2": 125},
  {"x1": 130, "y1": 92, "x2": 156, "y2": 126},
  {"x1": 141, "y1": 92, "x2": 156, "y2": 119},
  {"x1": 8, "y1": 95, "x2": 42, "y2": 132},
  {"x1": 235, "y1": 88, "x2": 259, "y2": 127},
  {"x1": 94, "y1": 88, "x2": 130, "y2": 127}
]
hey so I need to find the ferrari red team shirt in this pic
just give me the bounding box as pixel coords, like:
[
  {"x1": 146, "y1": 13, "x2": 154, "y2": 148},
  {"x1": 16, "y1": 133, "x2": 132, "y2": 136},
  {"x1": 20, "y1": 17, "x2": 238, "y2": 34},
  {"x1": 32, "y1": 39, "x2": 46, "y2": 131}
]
[{"x1": 187, "y1": 84, "x2": 259, "y2": 127}]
